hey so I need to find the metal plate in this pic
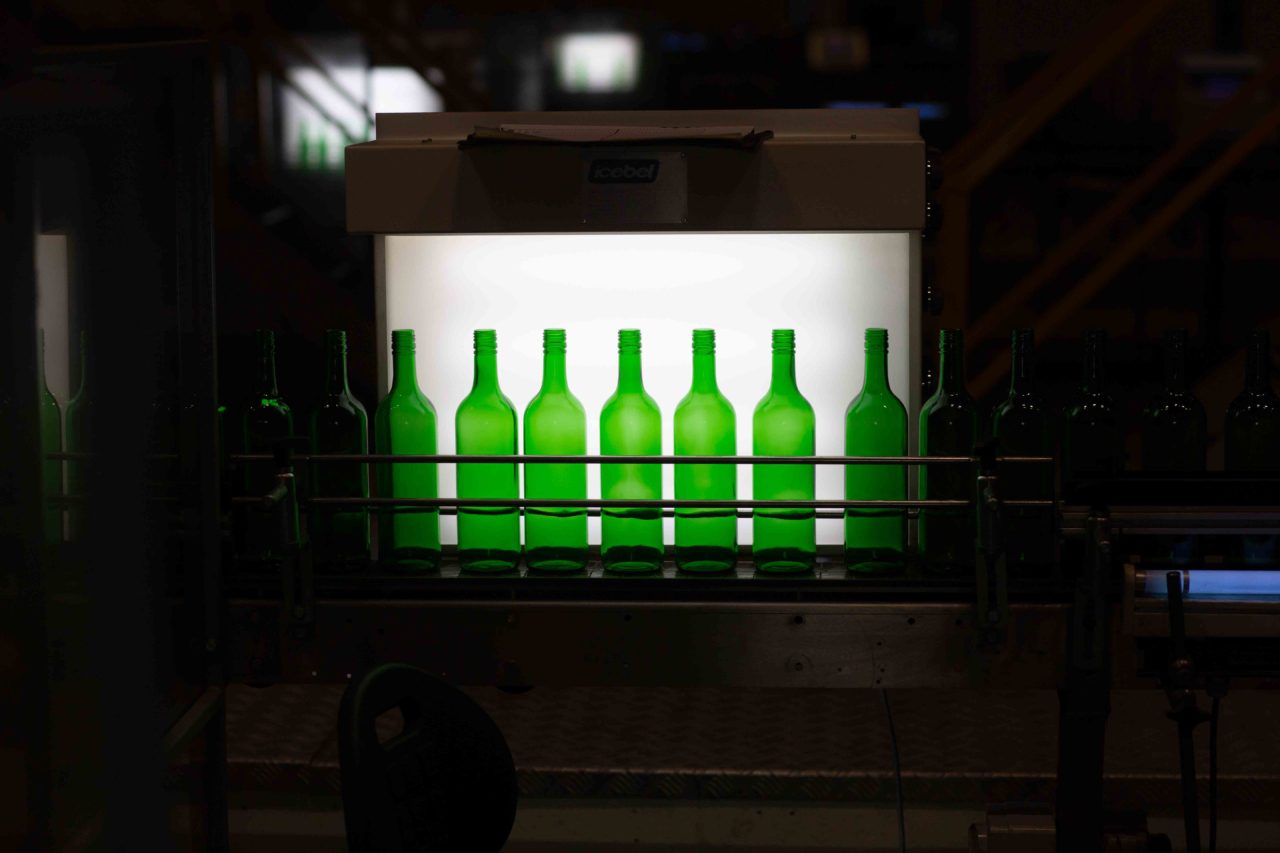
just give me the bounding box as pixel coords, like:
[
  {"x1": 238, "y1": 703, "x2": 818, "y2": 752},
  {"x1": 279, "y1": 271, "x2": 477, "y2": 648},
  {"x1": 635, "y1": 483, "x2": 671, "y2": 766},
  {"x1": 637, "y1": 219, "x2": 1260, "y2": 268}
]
[{"x1": 582, "y1": 150, "x2": 687, "y2": 226}]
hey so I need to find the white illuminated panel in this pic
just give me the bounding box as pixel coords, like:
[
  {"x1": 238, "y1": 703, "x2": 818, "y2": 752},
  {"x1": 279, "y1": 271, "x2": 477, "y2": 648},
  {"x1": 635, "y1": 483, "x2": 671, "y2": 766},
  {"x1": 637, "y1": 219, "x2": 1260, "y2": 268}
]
[
  {"x1": 381, "y1": 232, "x2": 915, "y2": 546},
  {"x1": 554, "y1": 32, "x2": 641, "y2": 93}
]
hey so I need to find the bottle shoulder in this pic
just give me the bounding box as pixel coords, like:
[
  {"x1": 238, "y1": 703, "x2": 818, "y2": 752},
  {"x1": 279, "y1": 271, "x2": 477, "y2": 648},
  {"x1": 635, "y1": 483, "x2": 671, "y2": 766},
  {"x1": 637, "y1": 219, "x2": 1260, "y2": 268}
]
[
  {"x1": 845, "y1": 387, "x2": 906, "y2": 419},
  {"x1": 602, "y1": 388, "x2": 661, "y2": 415},
  {"x1": 376, "y1": 387, "x2": 436, "y2": 417},
  {"x1": 675, "y1": 389, "x2": 735, "y2": 419},
  {"x1": 526, "y1": 387, "x2": 586, "y2": 417},
  {"x1": 753, "y1": 387, "x2": 815, "y2": 417},
  {"x1": 458, "y1": 386, "x2": 517, "y2": 415}
]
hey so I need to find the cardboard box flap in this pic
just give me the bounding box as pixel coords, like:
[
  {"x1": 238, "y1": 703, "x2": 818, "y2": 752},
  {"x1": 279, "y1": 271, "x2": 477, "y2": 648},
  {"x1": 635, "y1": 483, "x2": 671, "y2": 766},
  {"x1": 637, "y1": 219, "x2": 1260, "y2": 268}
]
[{"x1": 463, "y1": 123, "x2": 772, "y2": 148}]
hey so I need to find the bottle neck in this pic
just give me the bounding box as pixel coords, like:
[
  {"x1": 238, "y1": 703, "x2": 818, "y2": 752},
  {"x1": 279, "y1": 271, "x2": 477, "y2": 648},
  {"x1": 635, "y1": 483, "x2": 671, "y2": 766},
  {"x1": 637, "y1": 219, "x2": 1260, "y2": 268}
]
[
  {"x1": 390, "y1": 347, "x2": 418, "y2": 392},
  {"x1": 771, "y1": 349, "x2": 798, "y2": 392},
  {"x1": 256, "y1": 346, "x2": 278, "y2": 397},
  {"x1": 1009, "y1": 346, "x2": 1032, "y2": 395},
  {"x1": 472, "y1": 350, "x2": 499, "y2": 392},
  {"x1": 938, "y1": 345, "x2": 964, "y2": 394},
  {"x1": 1164, "y1": 346, "x2": 1188, "y2": 393},
  {"x1": 1246, "y1": 337, "x2": 1272, "y2": 392},
  {"x1": 617, "y1": 349, "x2": 644, "y2": 393},
  {"x1": 324, "y1": 344, "x2": 350, "y2": 396},
  {"x1": 541, "y1": 348, "x2": 567, "y2": 392},
  {"x1": 692, "y1": 350, "x2": 719, "y2": 393},
  {"x1": 863, "y1": 346, "x2": 889, "y2": 393},
  {"x1": 1082, "y1": 341, "x2": 1105, "y2": 392}
]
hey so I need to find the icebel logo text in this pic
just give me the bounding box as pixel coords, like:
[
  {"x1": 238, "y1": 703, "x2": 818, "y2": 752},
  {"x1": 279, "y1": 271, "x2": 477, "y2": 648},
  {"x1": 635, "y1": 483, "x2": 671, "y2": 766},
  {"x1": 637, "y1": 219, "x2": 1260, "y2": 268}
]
[{"x1": 588, "y1": 159, "x2": 660, "y2": 184}]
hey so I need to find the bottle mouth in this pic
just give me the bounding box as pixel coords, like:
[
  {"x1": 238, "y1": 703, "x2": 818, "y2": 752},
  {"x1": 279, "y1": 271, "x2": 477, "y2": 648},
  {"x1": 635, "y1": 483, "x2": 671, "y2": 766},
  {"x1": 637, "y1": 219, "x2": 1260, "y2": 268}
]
[
  {"x1": 543, "y1": 328, "x2": 566, "y2": 353},
  {"x1": 771, "y1": 329, "x2": 795, "y2": 353},
  {"x1": 1011, "y1": 328, "x2": 1034, "y2": 350},
  {"x1": 256, "y1": 328, "x2": 276, "y2": 354},
  {"x1": 618, "y1": 328, "x2": 641, "y2": 353},
  {"x1": 938, "y1": 328, "x2": 962, "y2": 349},
  {"x1": 474, "y1": 328, "x2": 497, "y2": 354},
  {"x1": 390, "y1": 329, "x2": 415, "y2": 353},
  {"x1": 864, "y1": 327, "x2": 888, "y2": 350},
  {"x1": 325, "y1": 329, "x2": 347, "y2": 354},
  {"x1": 692, "y1": 328, "x2": 715, "y2": 354}
]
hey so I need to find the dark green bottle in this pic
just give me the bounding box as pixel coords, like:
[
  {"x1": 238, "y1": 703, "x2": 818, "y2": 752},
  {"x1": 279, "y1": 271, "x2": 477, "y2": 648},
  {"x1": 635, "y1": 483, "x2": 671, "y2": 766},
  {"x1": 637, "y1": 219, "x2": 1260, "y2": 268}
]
[
  {"x1": 1225, "y1": 330, "x2": 1280, "y2": 566},
  {"x1": 991, "y1": 329, "x2": 1053, "y2": 573},
  {"x1": 38, "y1": 330, "x2": 62, "y2": 543},
  {"x1": 309, "y1": 330, "x2": 370, "y2": 566},
  {"x1": 1142, "y1": 330, "x2": 1206, "y2": 472},
  {"x1": 523, "y1": 329, "x2": 588, "y2": 572},
  {"x1": 844, "y1": 328, "x2": 906, "y2": 575},
  {"x1": 455, "y1": 329, "x2": 520, "y2": 572},
  {"x1": 674, "y1": 329, "x2": 737, "y2": 574},
  {"x1": 241, "y1": 330, "x2": 295, "y2": 560},
  {"x1": 753, "y1": 329, "x2": 816, "y2": 574},
  {"x1": 373, "y1": 329, "x2": 440, "y2": 572},
  {"x1": 919, "y1": 329, "x2": 978, "y2": 574},
  {"x1": 600, "y1": 329, "x2": 663, "y2": 573},
  {"x1": 65, "y1": 331, "x2": 91, "y2": 542},
  {"x1": 1063, "y1": 329, "x2": 1121, "y2": 483}
]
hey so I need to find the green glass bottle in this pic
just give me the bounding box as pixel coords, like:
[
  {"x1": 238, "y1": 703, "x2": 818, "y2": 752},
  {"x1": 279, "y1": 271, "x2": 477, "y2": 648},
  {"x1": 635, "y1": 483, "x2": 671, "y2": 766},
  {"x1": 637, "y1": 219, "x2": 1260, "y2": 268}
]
[
  {"x1": 753, "y1": 329, "x2": 816, "y2": 574},
  {"x1": 600, "y1": 329, "x2": 663, "y2": 573},
  {"x1": 456, "y1": 329, "x2": 520, "y2": 572},
  {"x1": 523, "y1": 329, "x2": 588, "y2": 572},
  {"x1": 1142, "y1": 330, "x2": 1206, "y2": 473},
  {"x1": 919, "y1": 329, "x2": 978, "y2": 575},
  {"x1": 1225, "y1": 330, "x2": 1280, "y2": 566},
  {"x1": 674, "y1": 329, "x2": 737, "y2": 574},
  {"x1": 309, "y1": 330, "x2": 370, "y2": 567},
  {"x1": 991, "y1": 329, "x2": 1053, "y2": 574},
  {"x1": 1063, "y1": 329, "x2": 1122, "y2": 484},
  {"x1": 844, "y1": 328, "x2": 906, "y2": 575},
  {"x1": 241, "y1": 330, "x2": 295, "y2": 560},
  {"x1": 373, "y1": 330, "x2": 440, "y2": 572},
  {"x1": 65, "y1": 331, "x2": 92, "y2": 542},
  {"x1": 38, "y1": 330, "x2": 63, "y2": 544}
]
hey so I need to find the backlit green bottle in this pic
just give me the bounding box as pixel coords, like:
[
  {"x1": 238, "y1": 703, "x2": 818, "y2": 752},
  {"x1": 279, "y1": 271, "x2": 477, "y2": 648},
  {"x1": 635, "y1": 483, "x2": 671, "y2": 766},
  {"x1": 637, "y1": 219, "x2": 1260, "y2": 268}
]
[
  {"x1": 309, "y1": 330, "x2": 369, "y2": 566},
  {"x1": 991, "y1": 329, "x2": 1054, "y2": 574},
  {"x1": 523, "y1": 329, "x2": 588, "y2": 572},
  {"x1": 601, "y1": 329, "x2": 663, "y2": 573},
  {"x1": 65, "y1": 331, "x2": 91, "y2": 542},
  {"x1": 38, "y1": 330, "x2": 62, "y2": 543},
  {"x1": 919, "y1": 329, "x2": 978, "y2": 575},
  {"x1": 753, "y1": 329, "x2": 816, "y2": 574},
  {"x1": 456, "y1": 329, "x2": 520, "y2": 572},
  {"x1": 241, "y1": 330, "x2": 295, "y2": 560},
  {"x1": 373, "y1": 329, "x2": 440, "y2": 572},
  {"x1": 674, "y1": 329, "x2": 737, "y2": 573},
  {"x1": 844, "y1": 328, "x2": 906, "y2": 575}
]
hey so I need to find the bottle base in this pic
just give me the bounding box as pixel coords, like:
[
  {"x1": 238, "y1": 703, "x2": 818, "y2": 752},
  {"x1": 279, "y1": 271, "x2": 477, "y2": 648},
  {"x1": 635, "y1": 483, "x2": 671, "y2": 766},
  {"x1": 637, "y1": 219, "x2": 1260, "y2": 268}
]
[
  {"x1": 458, "y1": 549, "x2": 521, "y2": 573},
  {"x1": 845, "y1": 548, "x2": 904, "y2": 576},
  {"x1": 380, "y1": 547, "x2": 441, "y2": 574},
  {"x1": 753, "y1": 548, "x2": 815, "y2": 574},
  {"x1": 675, "y1": 546, "x2": 737, "y2": 574},
  {"x1": 526, "y1": 547, "x2": 588, "y2": 573},
  {"x1": 602, "y1": 545, "x2": 663, "y2": 574}
]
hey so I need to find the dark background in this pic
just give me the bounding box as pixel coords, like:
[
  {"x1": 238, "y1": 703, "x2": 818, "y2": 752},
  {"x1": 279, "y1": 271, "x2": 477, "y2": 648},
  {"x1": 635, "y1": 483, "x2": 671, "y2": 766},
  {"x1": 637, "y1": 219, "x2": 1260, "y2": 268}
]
[{"x1": 10, "y1": 0, "x2": 1280, "y2": 466}]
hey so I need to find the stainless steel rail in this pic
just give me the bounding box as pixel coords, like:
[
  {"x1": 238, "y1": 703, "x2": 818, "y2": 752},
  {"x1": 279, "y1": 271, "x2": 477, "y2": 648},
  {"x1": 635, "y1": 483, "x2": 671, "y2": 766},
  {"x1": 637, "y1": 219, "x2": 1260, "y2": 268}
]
[{"x1": 230, "y1": 453, "x2": 1054, "y2": 465}]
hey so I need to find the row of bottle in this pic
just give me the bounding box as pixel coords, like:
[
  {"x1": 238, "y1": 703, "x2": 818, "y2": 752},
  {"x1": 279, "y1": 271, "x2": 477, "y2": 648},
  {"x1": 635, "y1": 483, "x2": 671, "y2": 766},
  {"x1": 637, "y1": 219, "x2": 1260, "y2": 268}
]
[{"x1": 240, "y1": 323, "x2": 1280, "y2": 574}]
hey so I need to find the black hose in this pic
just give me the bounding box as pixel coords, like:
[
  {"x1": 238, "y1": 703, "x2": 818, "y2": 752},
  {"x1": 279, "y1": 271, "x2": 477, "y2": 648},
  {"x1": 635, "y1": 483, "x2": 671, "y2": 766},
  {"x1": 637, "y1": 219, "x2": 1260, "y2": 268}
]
[
  {"x1": 1210, "y1": 695, "x2": 1220, "y2": 853},
  {"x1": 881, "y1": 689, "x2": 906, "y2": 853}
]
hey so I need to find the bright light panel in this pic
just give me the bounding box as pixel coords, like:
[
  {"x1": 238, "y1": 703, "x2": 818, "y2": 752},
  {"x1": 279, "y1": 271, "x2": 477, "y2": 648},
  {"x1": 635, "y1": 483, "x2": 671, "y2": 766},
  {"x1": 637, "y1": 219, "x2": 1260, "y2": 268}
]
[
  {"x1": 382, "y1": 232, "x2": 915, "y2": 547},
  {"x1": 555, "y1": 32, "x2": 641, "y2": 93}
]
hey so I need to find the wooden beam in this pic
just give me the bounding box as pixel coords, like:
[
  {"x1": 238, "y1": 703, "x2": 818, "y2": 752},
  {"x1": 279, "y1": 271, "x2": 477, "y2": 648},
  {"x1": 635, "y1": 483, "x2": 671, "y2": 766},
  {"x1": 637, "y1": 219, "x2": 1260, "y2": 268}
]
[{"x1": 970, "y1": 100, "x2": 1280, "y2": 399}]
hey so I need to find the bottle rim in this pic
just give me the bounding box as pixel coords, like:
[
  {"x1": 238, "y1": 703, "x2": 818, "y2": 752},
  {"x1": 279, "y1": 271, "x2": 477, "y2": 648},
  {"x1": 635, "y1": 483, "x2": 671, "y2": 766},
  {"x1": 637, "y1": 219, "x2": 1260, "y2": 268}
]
[
  {"x1": 474, "y1": 328, "x2": 497, "y2": 353},
  {"x1": 543, "y1": 328, "x2": 566, "y2": 352},
  {"x1": 618, "y1": 328, "x2": 642, "y2": 352},
  {"x1": 771, "y1": 328, "x2": 795, "y2": 352},
  {"x1": 390, "y1": 329, "x2": 415, "y2": 352},
  {"x1": 692, "y1": 328, "x2": 715, "y2": 353},
  {"x1": 864, "y1": 327, "x2": 888, "y2": 349}
]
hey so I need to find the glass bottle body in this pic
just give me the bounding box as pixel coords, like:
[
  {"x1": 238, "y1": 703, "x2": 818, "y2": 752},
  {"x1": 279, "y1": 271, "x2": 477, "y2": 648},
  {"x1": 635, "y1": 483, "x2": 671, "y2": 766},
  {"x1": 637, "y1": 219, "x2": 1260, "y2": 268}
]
[
  {"x1": 601, "y1": 330, "x2": 663, "y2": 573},
  {"x1": 919, "y1": 329, "x2": 978, "y2": 574},
  {"x1": 753, "y1": 330, "x2": 816, "y2": 574},
  {"x1": 674, "y1": 329, "x2": 737, "y2": 574},
  {"x1": 844, "y1": 328, "x2": 906, "y2": 575},
  {"x1": 38, "y1": 330, "x2": 62, "y2": 543},
  {"x1": 455, "y1": 330, "x2": 520, "y2": 572},
  {"x1": 309, "y1": 330, "x2": 370, "y2": 566},
  {"x1": 64, "y1": 332, "x2": 92, "y2": 542},
  {"x1": 991, "y1": 329, "x2": 1053, "y2": 574},
  {"x1": 1225, "y1": 331, "x2": 1280, "y2": 566},
  {"x1": 241, "y1": 330, "x2": 295, "y2": 560},
  {"x1": 523, "y1": 330, "x2": 588, "y2": 572},
  {"x1": 1064, "y1": 329, "x2": 1121, "y2": 483},
  {"x1": 374, "y1": 330, "x2": 440, "y2": 572}
]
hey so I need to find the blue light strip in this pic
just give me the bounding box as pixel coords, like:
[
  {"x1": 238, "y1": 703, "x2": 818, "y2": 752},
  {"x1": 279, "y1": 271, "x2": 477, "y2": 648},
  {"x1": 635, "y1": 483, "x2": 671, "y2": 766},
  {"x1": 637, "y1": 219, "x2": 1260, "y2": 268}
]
[{"x1": 1142, "y1": 569, "x2": 1280, "y2": 598}]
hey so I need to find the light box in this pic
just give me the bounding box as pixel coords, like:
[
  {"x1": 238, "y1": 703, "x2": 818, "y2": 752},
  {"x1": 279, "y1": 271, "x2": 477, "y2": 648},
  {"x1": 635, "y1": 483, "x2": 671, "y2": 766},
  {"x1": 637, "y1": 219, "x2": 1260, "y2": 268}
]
[{"x1": 349, "y1": 109, "x2": 926, "y2": 547}]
